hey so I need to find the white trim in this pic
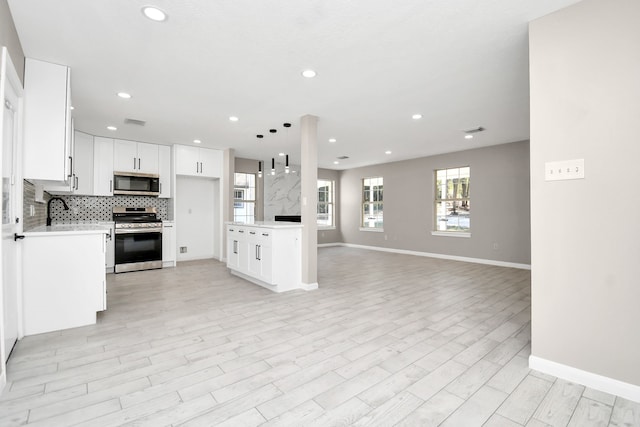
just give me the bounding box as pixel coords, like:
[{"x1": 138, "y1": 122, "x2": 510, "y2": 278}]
[
  {"x1": 529, "y1": 355, "x2": 640, "y2": 403},
  {"x1": 318, "y1": 243, "x2": 342, "y2": 248},
  {"x1": 300, "y1": 282, "x2": 318, "y2": 291},
  {"x1": 318, "y1": 226, "x2": 336, "y2": 231},
  {"x1": 359, "y1": 227, "x2": 384, "y2": 232},
  {"x1": 332, "y1": 243, "x2": 531, "y2": 270},
  {"x1": 431, "y1": 231, "x2": 471, "y2": 238}
]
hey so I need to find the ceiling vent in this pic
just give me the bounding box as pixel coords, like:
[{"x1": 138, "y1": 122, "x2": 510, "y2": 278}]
[
  {"x1": 464, "y1": 126, "x2": 485, "y2": 134},
  {"x1": 337, "y1": 156, "x2": 349, "y2": 160},
  {"x1": 124, "y1": 118, "x2": 146, "y2": 126}
]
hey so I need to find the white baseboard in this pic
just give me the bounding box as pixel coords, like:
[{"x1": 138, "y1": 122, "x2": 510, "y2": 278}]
[
  {"x1": 320, "y1": 242, "x2": 531, "y2": 270},
  {"x1": 529, "y1": 355, "x2": 640, "y2": 403},
  {"x1": 318, "y1": 243, "x2": 342, "y2": 248},
  {"x1": 301, "y1": 282, "x2": 319, "y2": 291}
]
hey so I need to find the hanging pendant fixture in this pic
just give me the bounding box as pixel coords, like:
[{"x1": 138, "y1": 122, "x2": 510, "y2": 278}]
[
  {"x1": 271, "y1": 158, "x2": 275, "y2": 175},
  {"x1": 258, "y1": 160, "x2": 262, "y2": 178},
  {"x1": 285, "y1": 154, "x2": 290, "y2": 173}
]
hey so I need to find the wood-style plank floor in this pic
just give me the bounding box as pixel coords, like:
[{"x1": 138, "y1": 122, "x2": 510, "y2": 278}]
[{"x1": 1, "y1": 247, "x2": 639, "y2": 426}]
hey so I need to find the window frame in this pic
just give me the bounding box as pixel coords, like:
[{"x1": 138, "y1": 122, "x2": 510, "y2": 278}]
[
  {"x1": 233, "y1": 172, "x2": 256, "y2": 224},
  {"x1": 360, "y1": 176, "x2": 384, "y2": 232},
  {"x1": 317, "y1": 179, "x2": 335, "y2": 229},
  {"x1": 432, "y1": 166, "x2": 471, "y2": 237}
]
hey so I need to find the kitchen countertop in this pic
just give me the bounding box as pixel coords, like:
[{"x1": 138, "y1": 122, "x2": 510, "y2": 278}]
[
  {"x1": 23, "y1": 223, "x2": 111, "y2": 237},
  {"x1": 226, "y1": 221, "x2": 304, "y2": 229}
]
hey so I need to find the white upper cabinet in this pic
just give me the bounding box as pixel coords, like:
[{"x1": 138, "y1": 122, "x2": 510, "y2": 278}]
[
  {"x1": 175, "y1": 145, "x2": 222, "y2": 178},
  {"x1": 23, "y1": 58, "x2": 72, "y2": 182},
  {"x1": 158, "y1": 145, "x2": 171, "y2": 198},
  {"x1": 72, "y1": 131, "x2": 94, "y2": 195},
  {"x1": 113, "y1": 139, "x2": 159, "y2": 175},
  {"x1": 93, "y1": 137, "x2": 114, "y2": 196}
]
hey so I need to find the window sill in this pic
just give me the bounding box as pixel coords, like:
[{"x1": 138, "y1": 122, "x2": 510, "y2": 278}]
[
  {"x1": 431, "y1": 231, "x2": 471, "y2": 238},
  {"x1": 318, "y1": 226, "x2": 336, "y2": 231},
  {"x1": 360, "y1": 227, "x2": 384, "y2": 233}
]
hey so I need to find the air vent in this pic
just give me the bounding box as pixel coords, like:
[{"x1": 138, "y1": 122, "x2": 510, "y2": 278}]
[
  {"x1": 124, "y1": 118, "x2": 146, "y2": 126},
  {"x1": 337, "y1": 156, "x2": 349, "y2": 160},
  {"x1": 464, "y1": 126, "x2": 485, "y2": 134}
]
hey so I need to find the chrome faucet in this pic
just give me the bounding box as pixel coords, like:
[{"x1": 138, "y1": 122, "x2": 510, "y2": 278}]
[{"x1": 46, "y1": 197, "x2": 69, "y2": 226}]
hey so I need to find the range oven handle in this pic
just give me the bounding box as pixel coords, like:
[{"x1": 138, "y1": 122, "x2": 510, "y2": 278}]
[{"x1": 115, "y1": 228, "x2": 163, "y2": 235}]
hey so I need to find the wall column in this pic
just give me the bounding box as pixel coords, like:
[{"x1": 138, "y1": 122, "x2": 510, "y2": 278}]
[{"x1": 300, "y1": 114, "x2": 318, "y2": 289}]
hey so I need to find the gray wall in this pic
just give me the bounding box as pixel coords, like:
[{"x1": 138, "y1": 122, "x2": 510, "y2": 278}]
[
  {"x1": 340, "y1": 141, "x2": 531, "y2": 265},
  {"x1": 318, "y1": 168, "x2": 342, "y2": 244},
  {"x1": 530, "y1": 0, "x2": 640, "y2": 387},
  {"x1": 0, "y1": 0, "x2": 24, "y2": 82}
]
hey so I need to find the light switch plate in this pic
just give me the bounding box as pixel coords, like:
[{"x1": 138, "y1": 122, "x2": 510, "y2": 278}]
[{"x1": 545, "y1": 159, "x2": 585, "y2": 181}]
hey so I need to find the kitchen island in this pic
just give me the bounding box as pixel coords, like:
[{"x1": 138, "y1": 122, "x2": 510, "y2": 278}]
[
  {"x1": 226, "y1": 221, "x2": 306, "y2": 292},
  {"x1": 21, "y1": 224, "x2": 110, "y2": 335}
]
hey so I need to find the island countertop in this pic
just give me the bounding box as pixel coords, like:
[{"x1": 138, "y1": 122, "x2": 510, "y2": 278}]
[{"x1": 226, "y1": 221, "x2": 303, "y2": 229}]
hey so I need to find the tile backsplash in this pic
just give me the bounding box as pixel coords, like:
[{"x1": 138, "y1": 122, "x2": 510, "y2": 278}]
[{"x1": 23, "y1": 180, "x2": 169, "y2": 230}]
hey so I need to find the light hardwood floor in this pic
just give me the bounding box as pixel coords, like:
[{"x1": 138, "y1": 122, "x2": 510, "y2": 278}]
[{"x1": 1, "y1": 247, "x2": 639, "y2": 426}]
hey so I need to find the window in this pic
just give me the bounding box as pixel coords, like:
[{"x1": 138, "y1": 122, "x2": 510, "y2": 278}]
[
  {"x1": 317, "y1": 179, "x2": 334, "y2": 227},
  {"x1": 233, "y1": 172, "x2": 256, "y2": 223},
  {"x1": 361, "y1": 177, "x2": 383, "y2": 230},
  {"x1": 435, "y1": 166, "x2": 470, "y2": 233}
]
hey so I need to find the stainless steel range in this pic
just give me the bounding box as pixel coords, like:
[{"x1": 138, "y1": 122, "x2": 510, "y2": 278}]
[{"x1": 113, "y1": 207, "x2": 162, "y2": 273}]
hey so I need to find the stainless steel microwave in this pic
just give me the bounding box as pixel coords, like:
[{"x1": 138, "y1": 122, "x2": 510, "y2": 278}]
[{"x1": 113, "y1": 172, "x2": 160, "y2": 196}]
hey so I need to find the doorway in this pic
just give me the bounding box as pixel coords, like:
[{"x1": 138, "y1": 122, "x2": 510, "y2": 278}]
[{"x1": 1, "y1": 47, "x2": 23, "y2": 379}]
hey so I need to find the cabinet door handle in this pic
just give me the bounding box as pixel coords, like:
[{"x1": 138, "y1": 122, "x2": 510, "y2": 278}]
[
  {"x1": 196, "y1": 162, "x2": 199, "y2": 174},
  {"x1": 68, "y1": 156, "x2": 73, "y2": 178},
  {"x1": 249, "y1": 231, "x2": 256, "y2": 235},
  {"x1": 138, "y1": 158, "x2": 141, "y2": 170},
  {"x1": 257, "y1": 244, "x2": 261, "y2": 261},
  {"x1": 239, "y1": 230, "x2": 244, "y2": 233},
  {"x1": 134, "y1": 157, "x2": 137, "y2": 170},
  {"x1": 75, "y1": 176, "x2": 79, "y2": 190},
  {"x1": 262, "y1": 233, "x2": 269, "y2": 237},
  {"x1": 159, "y1": 182, "x2": 162, "y2": 193},
  {"x1": 109, "y1": 179, "x2": 113, "y2": 193},
  {"x1": 233, "y1": 240, "x2": 238, "y2": 254}
]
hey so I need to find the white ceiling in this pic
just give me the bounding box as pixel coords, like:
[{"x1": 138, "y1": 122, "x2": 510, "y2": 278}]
[{"x1": 7, "y1": 0, "x2": 581, "y2": 170}]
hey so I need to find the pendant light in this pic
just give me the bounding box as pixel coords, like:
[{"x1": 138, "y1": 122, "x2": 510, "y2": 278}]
[
  {"x1": 271, "y1": 158, "x2": 275, "y2": 175},
  {"x1": 258, "y1": 160, "x2": 262, "y2": 178},
  {"x1": 285, "y1": 155, "x2": 290, "y2": 173}
]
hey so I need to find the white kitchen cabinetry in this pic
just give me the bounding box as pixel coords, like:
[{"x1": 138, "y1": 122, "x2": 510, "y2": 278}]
[
  {"x1": 94, "y1": 137, "x2": 114, "y2": 196},
  {"x1": 158, "y1": 145, "x2": 171, "y2": 198},
  {"x1": 226, "y1": 222, "x2": 302, "y2": 292},
  {"x1": 175, "y1": 145, "x2": 222, "y2": 178},
  {"x1": 23, "y1": 58, "x2": 73, "y2": 183},
  {"x1": 101, "y1": 222, "x2": 115, "y2": 272},
  {"x1": 45, "y1": 130, "x2": 95, "y2": 195},
  {"x1": 114, "y1": 139, "x2": 159, "y2": 174},
  {"x1": 162, "y1": 221, "x2": 176, "y2": 267},
  {"x1": 21, "y1": 227, "x2": 108, "y2": 335}
]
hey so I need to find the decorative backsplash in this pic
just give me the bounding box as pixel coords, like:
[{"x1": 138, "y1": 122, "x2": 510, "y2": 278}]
[
  {"x1": 23, "y1": 180, "x2": 169, "y2": 230},
  {"x1": 49, "y1": 195, "x2": 169, "y2": 222}
]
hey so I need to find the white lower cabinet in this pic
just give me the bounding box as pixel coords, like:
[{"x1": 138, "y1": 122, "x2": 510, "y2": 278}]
[
  {"x1": 162, "y1": 221, "x2": 176, "y2": 267},
  {"x1": 21, "y1": 230, "x2": 108, "y2": 335},
  {"x1": 101, "y1": 222, "x2": 115, "y2": 272},
  {"x1": 226, "y1": 223, "x2": 302, "y2": 292}
]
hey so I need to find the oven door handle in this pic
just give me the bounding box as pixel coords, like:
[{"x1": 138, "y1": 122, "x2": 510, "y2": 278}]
[{"x1": 115, "y1": 228, "x2": 163, "y2": 235}]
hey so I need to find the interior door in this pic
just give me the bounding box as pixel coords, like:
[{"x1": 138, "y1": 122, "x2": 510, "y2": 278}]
[{"x1": 1, "y1": 48, "x2": 21, "y2": 363}]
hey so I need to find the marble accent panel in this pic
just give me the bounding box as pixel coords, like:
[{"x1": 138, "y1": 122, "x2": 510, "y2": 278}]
[{"x1": 264, "y1": 162, "x2": 301, "y2": 221}]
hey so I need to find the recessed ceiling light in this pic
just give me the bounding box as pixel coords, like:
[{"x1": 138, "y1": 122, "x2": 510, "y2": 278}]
[
  {"x1": 328, "y1": 138, "x2": 337, "y2": 143},
  {"x1": 193, "y1": 139, "x2": 201, "y2": 144},
  {"x1": 278, "y1": 152, "x2": 285, "y2": 157},
  {"x1": 229, "y1": 116, "x2": 239, "y2": 122},
  {"x1": 107, "y1": 126, "x2": 117, "y2": 131},
  {"x1": 333, "y1": 161, "x2": 339, "y2": 165},
  {"x1": 117, "y1": 92, "x2": 132, "y2": 99},
  {"x1": 465, "y1": 134, "x2": 474, "y2": 139},
  {"x1": 70, "y1": 106, "x2": 75, "y2": 110},
  {"x1": 302, "y1": 69, "x2": 317, "y2": 78},
  {"x1": 142, "y1": 6, "x2": 167, "y2": 22},
  {"x1": 385, "y1": 150, "x2": 392, "y2": 154},
  {"x1": 412, "y1": 114, "x2": 423, "y2": 120}
]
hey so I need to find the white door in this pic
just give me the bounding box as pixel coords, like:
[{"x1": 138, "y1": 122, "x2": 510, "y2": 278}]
[{"x1": 1, "y1": 48, "x2": 22, "y2": 363}]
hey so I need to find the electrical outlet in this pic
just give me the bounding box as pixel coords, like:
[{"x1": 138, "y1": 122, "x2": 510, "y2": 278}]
[
  {"x1": 180, "y1": 246, "x2": 187, "y2": 253},
  {"x1": 545, "y1": 159, "x2": 585, "y2": 181},
  {"x1": 493, "y1": 242, "x2": 499, "y2": 250}
]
